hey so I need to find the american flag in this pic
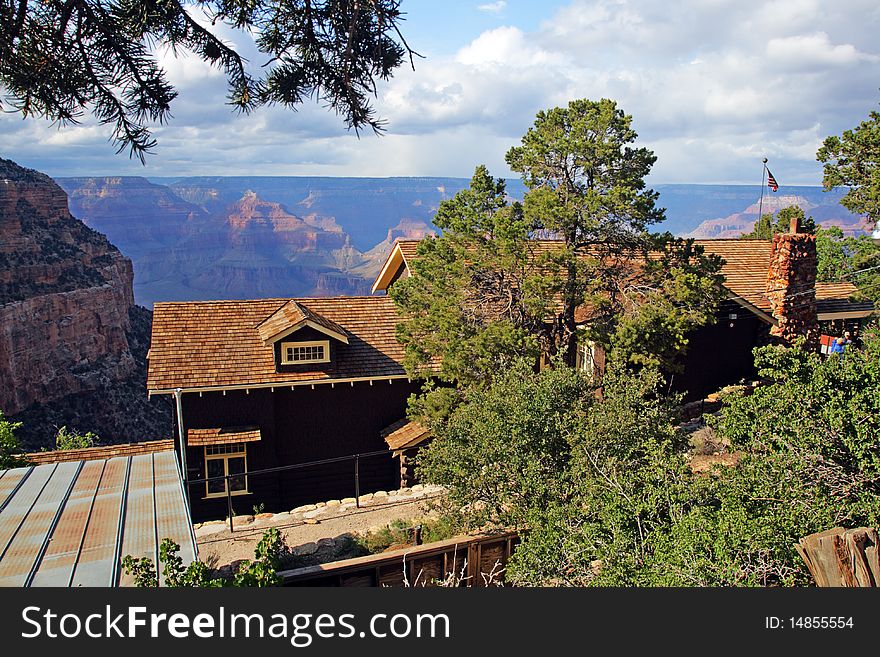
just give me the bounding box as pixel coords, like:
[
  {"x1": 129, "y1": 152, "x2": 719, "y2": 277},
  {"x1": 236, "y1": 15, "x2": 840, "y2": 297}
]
[{"x1": 766, "y1": 169, "x2": 779, "y2": 192}]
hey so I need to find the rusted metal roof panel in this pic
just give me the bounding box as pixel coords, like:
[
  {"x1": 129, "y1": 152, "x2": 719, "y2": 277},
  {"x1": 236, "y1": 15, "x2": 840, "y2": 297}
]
[
  {"x1": 0, "y1": 451, "x2": 195, "y2": 587},
  {"x1": 153, "y1": 452, "x2": 197, "y2": 586},
  {"x1": 0, "y1": 462, "x2": 80, "y2": 587},
  {"x1": 29, "y1": 460, "x2": 106, "y2": 587},
  {"x1": 116, "y1": 455, "x2": 158, "y2": 588}
]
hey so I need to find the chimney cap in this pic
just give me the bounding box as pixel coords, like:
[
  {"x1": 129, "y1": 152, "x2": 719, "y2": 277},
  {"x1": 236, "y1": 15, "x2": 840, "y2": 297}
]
[{"x1": 790, "y1": 216, "x2": 800, "y2": 234}]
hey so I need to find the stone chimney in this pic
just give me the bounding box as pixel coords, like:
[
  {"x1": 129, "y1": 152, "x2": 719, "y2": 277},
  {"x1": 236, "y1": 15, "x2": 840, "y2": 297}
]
[{"x1": 765, "y1": 216, "x2": 819, "y2": 349}]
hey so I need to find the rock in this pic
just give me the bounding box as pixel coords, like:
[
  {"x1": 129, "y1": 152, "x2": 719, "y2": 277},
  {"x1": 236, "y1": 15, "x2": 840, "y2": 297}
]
[
  {"x1": 358, "y1": 493, "x2": 374, "y2": 503},
  {"x1": 411, "y1": 484, "x2": 424, "y2": 492},
  {"x1": 326, "y1": 499, "x2": 342, "y2": 508},
  {"x1": 292, "y1": 542, "x2": 319, "y2": 556},
  {"x1": 194, "y1": 523, "x2": 226, "y2": 538},
  {"x1": 315, "y1": 502, "x2": 327, "y2": 508},
  {"x1": 303, "y1": 508, "x2": 326, "y2": 519},
  {"x1": 231, "y1": 514, "x2": 254, "y2": 525},
  {"x1": 317, "y1": 538, "x2": 336, "y2": 549},
  {"x1": 373, "y1": 490, "x2": 389, "y2": 499},
  {"x1": 292, "y1": 504, "x2": 317, "y2": 514},
  {"x1": 388, "y1": 490, "x2": 399, "y2": 497},
  {"x1": 0, "y1": 158, "x2": 170, "y2": 449},
  {"x1": 270, "y1": 513, "x2": 289, "y2": 523},
  {"x1": 255, "y1": 512, "x2": 274, "y2": 520},
  {"x1": 303, "y1": 519, "x2": 320, "y2": 525},
  {"x1": 341, "y1": 497, "x2": 356, "y2": 504}
]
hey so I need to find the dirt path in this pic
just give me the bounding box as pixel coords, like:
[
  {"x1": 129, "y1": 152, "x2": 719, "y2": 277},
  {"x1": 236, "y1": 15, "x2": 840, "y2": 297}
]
[{"x1": 195, "y1": 485, "x2": 445, "y2": 568}]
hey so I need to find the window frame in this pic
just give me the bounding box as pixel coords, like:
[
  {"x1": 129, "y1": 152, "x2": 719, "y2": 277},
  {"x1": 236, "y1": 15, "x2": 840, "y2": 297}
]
[
  {"x1": 279, "y1": 339, "x2": 331, "y2": 365},
  {"x1": 203, "y1": 443, "x2": 251, "y2": 499}
]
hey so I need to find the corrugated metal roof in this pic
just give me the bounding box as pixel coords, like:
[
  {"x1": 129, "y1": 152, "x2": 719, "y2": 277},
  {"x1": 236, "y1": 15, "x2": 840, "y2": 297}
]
[{"x1": 0, "y1": 451, "x2": 196, "y2": 587}]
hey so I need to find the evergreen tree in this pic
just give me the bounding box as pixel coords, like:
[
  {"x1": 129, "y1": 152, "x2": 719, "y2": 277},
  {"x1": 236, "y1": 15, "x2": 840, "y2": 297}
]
[
  {"x1": 815, "y1": 226, "x2": 880, "y2": 304},
  {"x1": 741, "y1": 205, "x2": 816, "y2": 239},
  {"x1": 418, "y1": 330, "x2": 880, "y2": 586},
  {"x1": 391, "y1": 99, "x2": 725, "y2": 411},
  {"x1": 818, "y1": 105, "x2": 880, "y2": 228},
  {"x1": 0, "y1": 0, "x2": 416, "y2": 160}
]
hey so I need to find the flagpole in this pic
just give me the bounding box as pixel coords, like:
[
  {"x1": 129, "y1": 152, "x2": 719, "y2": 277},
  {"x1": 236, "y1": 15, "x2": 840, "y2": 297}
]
[{"x1": 758, "y1": 157, "x2": 768, "y2": 225}]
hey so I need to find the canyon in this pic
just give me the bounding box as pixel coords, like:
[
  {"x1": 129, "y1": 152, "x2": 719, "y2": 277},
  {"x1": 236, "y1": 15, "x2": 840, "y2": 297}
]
[
  {"x1": 0, "y1": 159, "x2": 170, "y2": 449},
  {"x1": 1, "y1": 168, "x2": 867, "y2": 449}
]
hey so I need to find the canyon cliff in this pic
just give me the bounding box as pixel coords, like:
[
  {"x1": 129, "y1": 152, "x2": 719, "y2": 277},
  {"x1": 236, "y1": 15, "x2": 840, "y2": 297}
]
[{"x1": 0, "y1": 158, "x2": 170, "y2": 449}]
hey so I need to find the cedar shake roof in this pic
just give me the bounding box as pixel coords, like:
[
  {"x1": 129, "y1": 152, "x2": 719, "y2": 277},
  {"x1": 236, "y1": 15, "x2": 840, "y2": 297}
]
[
  {"x1": 814, "y1": 283, "x2": 875, "y2": 316},
  {"x1": 24, "y1": 440, "x2": 175, "y2": 465},
  {"x1": 693, "y1": 239, "x2": 774, "y2": 312},
  {"x1": 147, "y1": 296, "x2": 407, "y2": 393},
  {"x1": 694, "y1": 239, "x2": 874, "y2": 317},
  {"x1": 380, "y1": 419, "x2": 430, "y2": 453},
  {"x1": 187, "y1": 427, "x2": 261, "y2": 446},
  {"x1": 256, "y1": 299, "x2": 349, "y2": 344},
  {"x1": 396, "y1": 240, "x2": 420, "y2": 262},
  {"x1": 375, "y1": 237, "x2": 874, "y2": 322}
]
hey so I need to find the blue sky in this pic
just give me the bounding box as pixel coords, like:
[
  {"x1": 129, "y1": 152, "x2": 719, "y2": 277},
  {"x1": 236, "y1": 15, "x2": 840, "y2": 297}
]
[{"x1": 2, "y1": 0, "x2": 879, "y2": 184}]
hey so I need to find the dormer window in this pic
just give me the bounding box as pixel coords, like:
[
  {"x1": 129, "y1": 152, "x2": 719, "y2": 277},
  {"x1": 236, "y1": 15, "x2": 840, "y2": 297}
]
[
  {"x1": 257, "y1": 300, "x2": 349, "y2": 370},
  {"x1": 280, "y1": 340, "x2": 330, "y2": 365}
]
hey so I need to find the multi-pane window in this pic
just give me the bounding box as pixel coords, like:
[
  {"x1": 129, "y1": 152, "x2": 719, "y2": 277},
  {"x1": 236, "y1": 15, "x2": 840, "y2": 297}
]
[
  {"x1": 280, "y1": 340, "x2": 330, "y2": 364},
  {"x1": 204, "y1": 443, "x2": 249, "y2": 498}
]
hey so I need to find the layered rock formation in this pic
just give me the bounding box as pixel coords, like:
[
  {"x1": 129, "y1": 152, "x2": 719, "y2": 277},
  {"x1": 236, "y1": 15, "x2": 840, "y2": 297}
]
[
  {"x1": 685, "y1": 193, "x2": 870, "y2": 239},
  {"x1": 0, "y1": 159, "x2": 170, "y2": 449}
]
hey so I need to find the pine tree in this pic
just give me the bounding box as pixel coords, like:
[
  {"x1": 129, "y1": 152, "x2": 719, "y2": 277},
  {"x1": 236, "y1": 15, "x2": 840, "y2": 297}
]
[{"x1": 0, "y1": 1, "x2": 417, "y2": 160}]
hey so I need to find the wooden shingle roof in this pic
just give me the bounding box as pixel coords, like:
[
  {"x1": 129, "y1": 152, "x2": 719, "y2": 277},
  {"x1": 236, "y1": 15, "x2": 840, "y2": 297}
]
[
  {"x1": 187, "y1": 427, "x2": 262, "y2": 446},
  {"x1": 380, "y1": 419, "x2": 430, "y2": 453},
  {"x1": 376, "y1": 237, "x2": 874, "y2": 321},
  {"x1": 694, "y1": 239, "x2": 873, "y2": 317},
  {"x1": 693, "y1": 239, "x2": 775, "y2": 311},
  {"x1": 147, "y1": 296, "x2": 407, "y2": 393},
  {"x1": 256, "y1": 299, "x2": 349, "y2": 344}
]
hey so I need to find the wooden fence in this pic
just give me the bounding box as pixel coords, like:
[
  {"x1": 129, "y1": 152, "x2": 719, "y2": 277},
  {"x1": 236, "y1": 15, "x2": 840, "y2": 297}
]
[{"x1": 280, "y1": 531, "x2": 519, "y2": 587}]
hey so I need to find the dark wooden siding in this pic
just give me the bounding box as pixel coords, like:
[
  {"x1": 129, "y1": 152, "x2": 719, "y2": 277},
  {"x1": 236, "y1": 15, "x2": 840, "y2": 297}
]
[
  {"x1": 672, "y1": 302, "x2": 770, "y2": 401},
  {"x1": 179, "y1": 379, "x2": 420, "y2": 522}
]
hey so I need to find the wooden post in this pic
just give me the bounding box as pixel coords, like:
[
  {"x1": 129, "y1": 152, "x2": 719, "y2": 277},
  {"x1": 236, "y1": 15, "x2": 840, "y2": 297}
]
[{"x1": 796, "y1": 527, "x2": 880, "y2": 587}]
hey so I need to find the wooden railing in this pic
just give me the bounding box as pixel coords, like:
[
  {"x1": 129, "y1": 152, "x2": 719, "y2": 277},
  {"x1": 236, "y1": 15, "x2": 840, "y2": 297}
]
[{"x1": 279, "y1": 531, "x2": 519, "y2": 587}]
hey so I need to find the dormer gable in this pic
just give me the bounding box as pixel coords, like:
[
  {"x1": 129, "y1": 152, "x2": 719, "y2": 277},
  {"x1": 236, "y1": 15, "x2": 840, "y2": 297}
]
[
  {"x1": 371, "y1": 239, "x2": 421, "y2": 293},
  {"x1": 256, "y1": 300, "x2": 349, "y2": 367}
]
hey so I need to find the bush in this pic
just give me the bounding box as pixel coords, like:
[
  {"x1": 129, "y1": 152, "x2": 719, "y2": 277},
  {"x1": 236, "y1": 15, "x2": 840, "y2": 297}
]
[
  {"x1": 0, "y1": 410, "x2": 28, "y2": 469},
  {"x1": 123, "y1": 528, "x2": 289, "y2": 587},
  {"x1": 54, "y1": 426, "x2": 99, "y2": 450},
  {"x1": 416, "y1": 331, "x2": 880, "y2": 586}
]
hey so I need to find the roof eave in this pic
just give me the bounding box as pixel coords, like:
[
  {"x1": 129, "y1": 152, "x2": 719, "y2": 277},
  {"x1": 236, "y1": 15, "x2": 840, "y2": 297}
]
[
  {"x1": 817, "y1": 309, "x2": 876, "y2": 321},
  {"x1": 261, "y1": 318, "x2": 350, "y2": 345},
  {"x1": 148, "y1": 373, "x2": 413, "y2": 396}
]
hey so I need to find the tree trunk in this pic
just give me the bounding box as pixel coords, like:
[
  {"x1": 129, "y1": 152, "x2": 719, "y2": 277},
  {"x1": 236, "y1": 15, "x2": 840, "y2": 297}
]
[{"x1": 796, "y1": 527, "x2": 880, "y2": 587}]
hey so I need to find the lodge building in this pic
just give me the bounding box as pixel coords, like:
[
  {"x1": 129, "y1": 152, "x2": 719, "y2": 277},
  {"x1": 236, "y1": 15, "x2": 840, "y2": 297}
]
[{"x1": 147, "y1": 225, "x2": 874, "y2": 521}]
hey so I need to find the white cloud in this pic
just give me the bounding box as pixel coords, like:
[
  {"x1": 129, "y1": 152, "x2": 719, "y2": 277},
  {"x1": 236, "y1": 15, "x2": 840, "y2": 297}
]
[
  {"x1": 477, "y1": 1, "x2": 507, "y2": 13},
  {"x1": 4, "y1": 0, "x2": 880, "y2": 184},
  {"x1": 766, "y1": 32, "x2": 877, "y2": 68}
]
